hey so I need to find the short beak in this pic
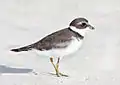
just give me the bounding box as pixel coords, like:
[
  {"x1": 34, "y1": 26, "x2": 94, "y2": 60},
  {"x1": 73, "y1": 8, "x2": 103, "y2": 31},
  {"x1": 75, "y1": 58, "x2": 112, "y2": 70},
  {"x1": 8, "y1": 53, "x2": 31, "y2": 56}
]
[{"x1": 87, "y1": 24, "x2": 95, "y2": 30}]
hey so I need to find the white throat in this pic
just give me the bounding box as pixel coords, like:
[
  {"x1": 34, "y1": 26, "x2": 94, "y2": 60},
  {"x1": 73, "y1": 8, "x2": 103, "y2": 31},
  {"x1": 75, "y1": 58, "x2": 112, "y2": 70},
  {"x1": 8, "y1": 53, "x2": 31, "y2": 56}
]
[{"x1": 69, "y1": 26, "x2": 90, "y2": 36}]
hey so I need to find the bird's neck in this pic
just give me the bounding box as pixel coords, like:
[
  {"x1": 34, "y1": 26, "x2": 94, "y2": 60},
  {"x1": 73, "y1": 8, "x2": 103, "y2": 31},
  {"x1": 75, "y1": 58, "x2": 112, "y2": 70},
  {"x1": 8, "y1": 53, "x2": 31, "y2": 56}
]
[
  {"x1": 68, "y1": 26, "x2": 84, "y2": 39},
  {"x1": 69, "y1": 26, "x2": 87, "y2": 36}
]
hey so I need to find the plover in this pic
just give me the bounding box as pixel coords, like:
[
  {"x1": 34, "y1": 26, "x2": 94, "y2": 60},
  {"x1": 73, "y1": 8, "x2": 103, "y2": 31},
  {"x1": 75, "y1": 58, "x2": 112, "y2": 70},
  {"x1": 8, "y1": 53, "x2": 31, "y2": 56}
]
[{"x1": 11, "y1": 17, "x2": 95, "y2": 77}]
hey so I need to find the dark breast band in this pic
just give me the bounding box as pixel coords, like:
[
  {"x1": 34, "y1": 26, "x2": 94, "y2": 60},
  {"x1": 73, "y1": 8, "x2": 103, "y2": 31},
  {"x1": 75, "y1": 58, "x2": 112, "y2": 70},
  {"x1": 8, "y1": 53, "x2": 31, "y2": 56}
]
[{"x1": 68, "y1": 27, "x2": 84, "y2": 39}]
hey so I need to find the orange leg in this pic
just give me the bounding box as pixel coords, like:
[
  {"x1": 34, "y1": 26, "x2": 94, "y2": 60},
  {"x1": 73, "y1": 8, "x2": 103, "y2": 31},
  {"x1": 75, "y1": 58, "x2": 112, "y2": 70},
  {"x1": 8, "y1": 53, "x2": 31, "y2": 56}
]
[
  {"x1": 50, "y1": 57, "x2": 60, "y2": 77},
  {"x1": 50, "y1": 57, "x2": 68, "y2": 77}
]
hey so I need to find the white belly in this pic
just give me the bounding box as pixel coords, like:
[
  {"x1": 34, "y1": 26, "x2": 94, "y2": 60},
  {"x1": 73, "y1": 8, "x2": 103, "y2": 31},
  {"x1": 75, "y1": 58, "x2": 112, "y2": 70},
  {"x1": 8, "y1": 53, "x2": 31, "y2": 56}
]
[{"x1": 33, "y1": 37, "x2": 83, "y2": 58}]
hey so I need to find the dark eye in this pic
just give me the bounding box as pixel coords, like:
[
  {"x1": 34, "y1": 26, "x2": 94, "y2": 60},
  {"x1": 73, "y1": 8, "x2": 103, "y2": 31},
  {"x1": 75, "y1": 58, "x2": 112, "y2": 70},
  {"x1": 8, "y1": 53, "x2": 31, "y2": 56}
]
[{"x1": 81, "y1": 23, "x2": 86, "y2": 26}]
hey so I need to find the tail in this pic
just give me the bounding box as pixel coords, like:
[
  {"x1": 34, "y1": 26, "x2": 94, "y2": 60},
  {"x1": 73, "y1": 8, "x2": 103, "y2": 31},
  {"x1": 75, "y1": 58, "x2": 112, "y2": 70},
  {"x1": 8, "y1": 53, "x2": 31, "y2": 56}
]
[{"x1": 11, "y1": 45, "x2": 33, "y2": 52}]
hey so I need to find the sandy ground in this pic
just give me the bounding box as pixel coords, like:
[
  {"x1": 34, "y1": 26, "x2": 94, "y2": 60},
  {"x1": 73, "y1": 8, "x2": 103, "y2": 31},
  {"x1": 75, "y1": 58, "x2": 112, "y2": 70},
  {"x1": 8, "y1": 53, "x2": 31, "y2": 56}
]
[{"x1": 0, "y1": 0, "x2": 120, "y2": 85}]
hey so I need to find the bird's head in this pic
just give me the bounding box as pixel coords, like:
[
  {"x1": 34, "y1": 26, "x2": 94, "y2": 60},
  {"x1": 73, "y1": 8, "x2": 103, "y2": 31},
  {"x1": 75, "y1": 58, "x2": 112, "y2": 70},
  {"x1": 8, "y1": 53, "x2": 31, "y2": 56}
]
[{"x1": 69, "y1": 17, "x2": 95, "y2": 36}]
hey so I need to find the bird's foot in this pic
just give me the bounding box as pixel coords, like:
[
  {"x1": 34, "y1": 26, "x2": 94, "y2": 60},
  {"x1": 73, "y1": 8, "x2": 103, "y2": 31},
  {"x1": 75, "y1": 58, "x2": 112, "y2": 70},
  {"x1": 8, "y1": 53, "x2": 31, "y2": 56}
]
[
  {"x1": 49, "y1": 72, "x2": 68, "y2": 77},
  {"x1": 59, "y1": 72, "x2": 69, "y2": 77},
  {"x1": 56, "y1": 72, "x2": 68, "y2": 77},
  {"x1": 56, "y1": 73, "x2": 60, "y2": 77}
]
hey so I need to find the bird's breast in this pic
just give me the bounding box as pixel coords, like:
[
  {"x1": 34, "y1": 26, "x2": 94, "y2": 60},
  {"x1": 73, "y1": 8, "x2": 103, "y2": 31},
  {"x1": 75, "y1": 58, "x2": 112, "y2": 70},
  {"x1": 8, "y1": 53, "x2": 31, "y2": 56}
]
[{"x1": 63, "y1": 37, "x2": 83, "y2": 55}]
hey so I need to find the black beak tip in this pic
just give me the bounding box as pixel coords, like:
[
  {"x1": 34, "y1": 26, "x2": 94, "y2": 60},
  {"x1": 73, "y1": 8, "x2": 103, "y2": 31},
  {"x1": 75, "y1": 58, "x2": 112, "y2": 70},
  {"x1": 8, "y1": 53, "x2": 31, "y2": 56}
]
[
  {"x1": 91, "y1": 26, "x2": 95, "y2": 30},
  {"x1": 89, "y1": 25, "x2": 95, "y2": 30},
  {"x1": 88, "y1": 24, "x2": 95, "y2": 30}
]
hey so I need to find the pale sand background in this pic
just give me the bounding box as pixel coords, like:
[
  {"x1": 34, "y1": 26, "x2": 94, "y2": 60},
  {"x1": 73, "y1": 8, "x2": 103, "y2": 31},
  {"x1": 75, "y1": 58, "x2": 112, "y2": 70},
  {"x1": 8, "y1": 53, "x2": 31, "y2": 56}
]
[{"x1": 0, "y1": 0, "x2": 120, "y2": 85}]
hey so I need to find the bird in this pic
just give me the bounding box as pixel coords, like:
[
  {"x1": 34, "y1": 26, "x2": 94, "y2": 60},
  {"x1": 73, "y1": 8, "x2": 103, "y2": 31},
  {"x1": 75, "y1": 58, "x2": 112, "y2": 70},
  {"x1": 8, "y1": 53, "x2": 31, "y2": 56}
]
[{"x1": 11, "y1": 17, "x2": 95, "y2": 77}]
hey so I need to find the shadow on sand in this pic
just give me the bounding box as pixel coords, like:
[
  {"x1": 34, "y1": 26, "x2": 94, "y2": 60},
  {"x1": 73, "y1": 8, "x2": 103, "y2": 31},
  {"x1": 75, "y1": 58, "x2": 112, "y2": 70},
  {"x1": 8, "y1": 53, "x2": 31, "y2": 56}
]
[{"x1": 0, "y1": 65, "x2": 33, "y2": 74}]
